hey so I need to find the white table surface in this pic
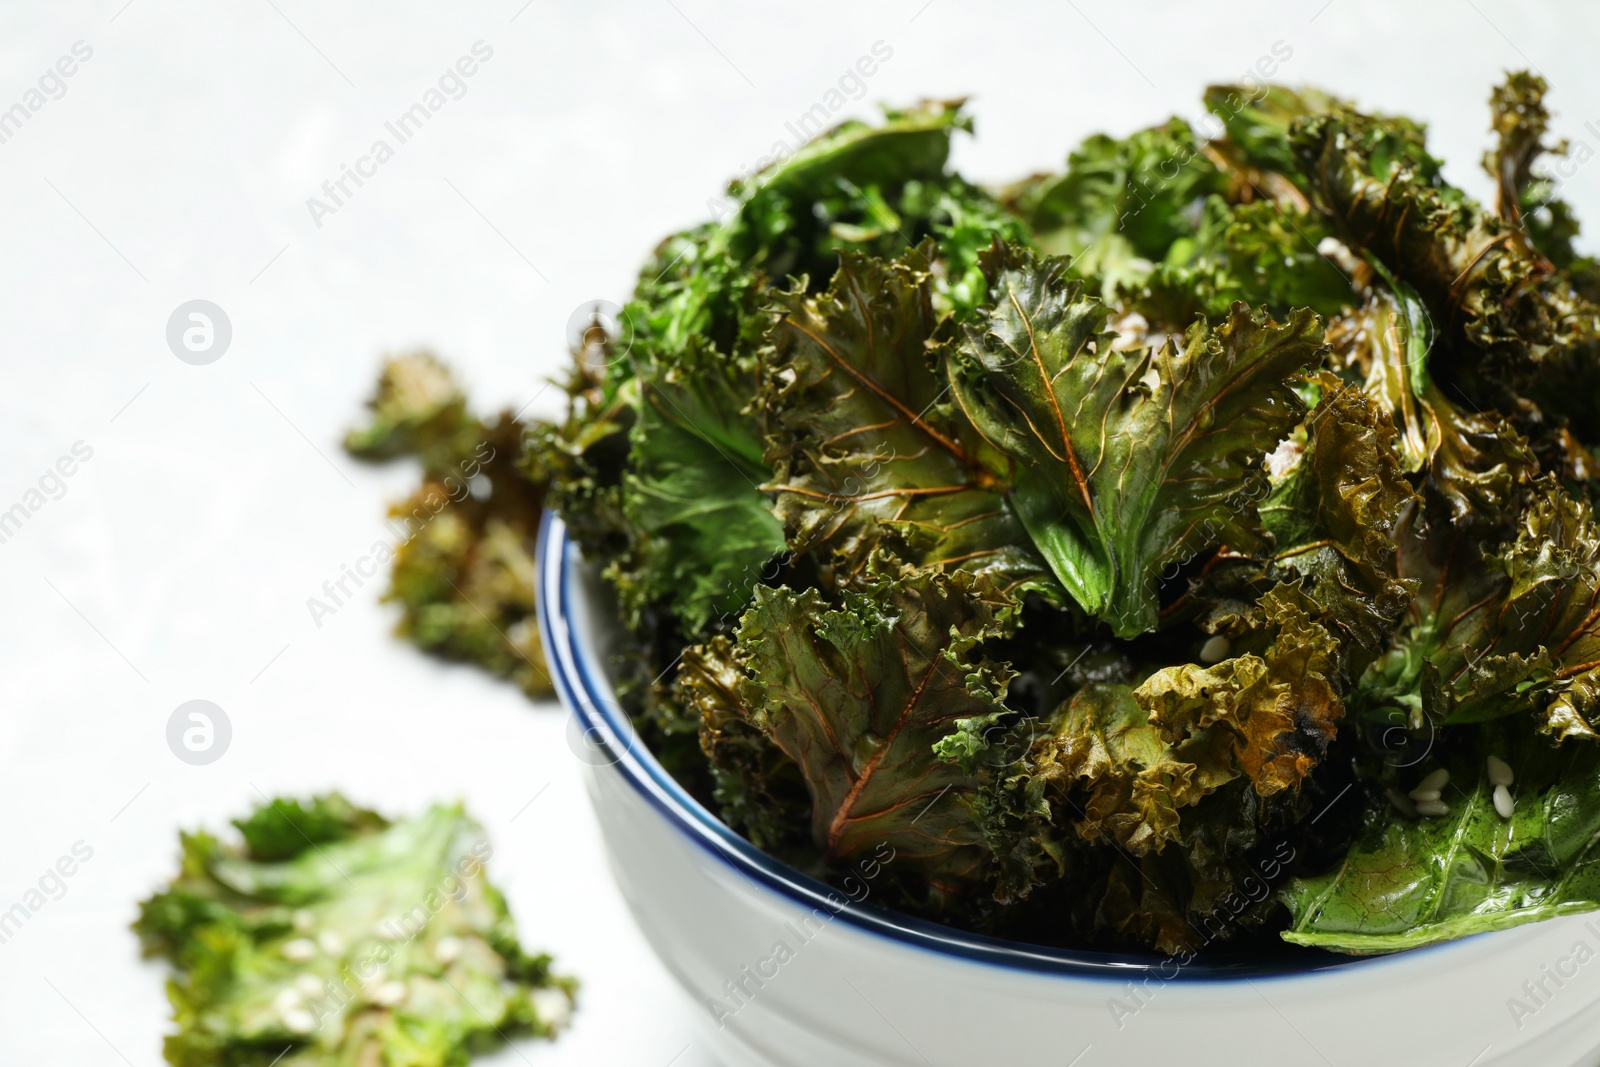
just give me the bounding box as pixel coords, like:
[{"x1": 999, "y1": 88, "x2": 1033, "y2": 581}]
[{"x1": 2, "y1": 1, "x2": 1596, "y2": 1063}]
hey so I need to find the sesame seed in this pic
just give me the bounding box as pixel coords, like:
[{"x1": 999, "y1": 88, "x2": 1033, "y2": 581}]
[
  {"x1": 1494, "y1": 784, "x2": 1515, "y2": 819},
  {"x1": 317, "y1": 931, "x2": 345, "y2": 956},
  {"x1": 281, "y1": 938, "x2": 317, "y2": 962},
  {"x1": 292, "y1": 909, "x2": 316, "y2": 933},
  {"x1": 296, "y1": 974, "x2": 324, "y2": 997},
  {"x1": 371, "y1": 980, "x2": 407, "y2": 1007},
  {"x1": 433, "y1": 935, "x2": 462, "y2": 964},
  {"x1": 272, "y1": 987, "x2": 302, "y2": 1013},
  {"x1": 1407, "y1": 787, "x2": 1442, "y2": 803},
  {"x1": 1415, "y1": 799, "x2": 1451, "y2": 818},
  {"x1": 1487, "y1": 755, "x2": 1514, "y2": 788},
  {"x1": 283, "y1": 1008, "x2": 316, "y2": 1034},
  {"x1": 1416, "y1": 768, "x2": 1450, "y2": 793},
  {"x1": 530, "y1": 988, "x2": 573, "y2": 1031},
  {"x1": 1199, "y1": 635, "x2": 1231, "y2": 664}
]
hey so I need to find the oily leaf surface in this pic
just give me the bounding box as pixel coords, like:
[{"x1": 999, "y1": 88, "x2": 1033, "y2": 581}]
[
  {"x1": 1137, "y1": 588, "x2": 1345, "y2": 798},
  {"x1": 1283, "y1": 728, "x2": 1600, "y2": 953},
  {"x1": 1484, "y1": 70, "x2": 1583, "y2": 267},
  {"x1": 1328, "y1": 272, "x2": 1536, "y2": 522},
  {"x1": 944, "y1": 668, "x2": 1318, "y2": 948},
  {"x1": 1365, "y1": 483, "x2": 1600, "y2": 740},
  {"x1": 679, "y1": 635, "x2": 813, "y2": 857},
  {"x1": 1252, "y1": 375, "x2": 1419, "y2": 680},
  {"x1": 950, "y1": 244, "x2": 1322, "y2": 635},
  {"x1": 764, "y1": 248, "x2": 1052, "y2": 596},
  {"x1": 736, "y1": 567, "x2": 1017, "y2": 904},
  {"x1": 1291, "y1": 106, "x2": 1600, "y2": 446}
]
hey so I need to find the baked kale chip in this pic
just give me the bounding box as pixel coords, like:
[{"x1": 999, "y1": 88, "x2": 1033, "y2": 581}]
[
  {"x1": 135, "y1": 794, "x2": 574, "y2": 1066},
  {"x1": 346, "y1": 354, "x2": 551, "y2": 698}
]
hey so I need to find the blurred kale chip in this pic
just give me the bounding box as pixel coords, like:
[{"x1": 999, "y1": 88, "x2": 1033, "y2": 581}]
[
  {"x1": 346, "y1": 353, "x2": 551, "y2": 698},
  {"x1": 135, "y1": 794, "x2": 574, "y2": 1066}
]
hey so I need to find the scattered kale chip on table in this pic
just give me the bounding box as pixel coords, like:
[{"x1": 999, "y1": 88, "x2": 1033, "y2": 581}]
[
  {"x1": 345, "y1": 354, "x2": 552, "y2": 699},
  {"x1": 135, "y1": 794, "x2": 574, "y2": 1065}
]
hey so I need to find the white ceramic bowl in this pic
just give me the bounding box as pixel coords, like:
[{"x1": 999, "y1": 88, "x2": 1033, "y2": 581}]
[{"x1": 537, "y1": 513, "x2": 1600, "y2": 1067}]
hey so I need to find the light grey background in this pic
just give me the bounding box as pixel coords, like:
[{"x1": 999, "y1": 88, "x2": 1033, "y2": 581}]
[{"x1": 1, "y1": 1, "x2": 1595, "y2": 1063}]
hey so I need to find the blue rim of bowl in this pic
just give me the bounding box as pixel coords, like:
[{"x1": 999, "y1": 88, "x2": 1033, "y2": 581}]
[{"x1": 537, "y1": 510, "x2": 1465, "y2": 981}]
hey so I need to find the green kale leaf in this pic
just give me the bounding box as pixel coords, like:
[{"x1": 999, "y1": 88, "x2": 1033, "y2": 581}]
[
  {"x1": 732, "y1": 565, "x2": 1018, "y2": 907},
  {"x1": 1004, "y1": 118, "x2": 1226, "y2": 299},
  {"x1": 1484, "y1": 70, "x2": 1582, "y2": 267},
  {"x1": 623, "y1": 371, "x2": 786, "y2": 635},
  {"x1": 135, "y1": 795, "x2": 574, "y2": 1066},
  {"x1": 1282, "y1": 726, "x2": 1600, "y2": 953},
  {"x1": 347, "y1": 354, "x2": 552, "y2": 697},
  {"x1": 1361, "y1": 482, "x2": 1600, "y2": 740},
  {"x1": 949, "y1": 244, "x2": 1323, "y2": 635},
  {"x1": 1251, "y1": 374, "x2": 1419, "y2": 680},
  {"x1": 763, "y1": 245, "x2": 1052, "y2": 597},
  {"x1": 679, "y1": 635, "x2": 813, "y2": 858},
  {"x1": 1136, "y1": 196, "x2": 1355, "y2": 325}
]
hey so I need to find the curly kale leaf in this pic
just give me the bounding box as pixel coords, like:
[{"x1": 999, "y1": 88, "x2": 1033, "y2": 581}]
[
  {"x1": 1290, "y1": 107, "x2": 1492, "y2": 352},
  {"x1": 624, "y1": 362, "x2": 785, "y2": 634},
  {"x1": 1329, "y1": 268, "x2": 1537, "y2": 523},
  {"x1": 1026, "y1": 681, "x2": 1241, "y2": 854},
  {"x1": 1363, "y1": 482, "x2": 1600, "y2": 741},
  {"x1": 343, "y1": 352, "x2": 482, "y2": 475},
  {"x1": 679, "y1": 635, "x2": 813, "y2": 858},
  {"x1": 347, "y1": 354, "x2": 553, "y2": 697},
  {"x1": 763, "y1": 246, "x2": 1052, "y2": 597},
  {"x1": 623, "y1": 419, "x2": 784, "y2": 634},
  {"x1": 1252, "y1": 375, "x2": 1419, "y2": 680},
  {"x1": 1136, "y1": 196, "x2": 1355, "y2": 325},
  {"x1": 952, "y1": 381, "x2": 1413, "y2": 909},
  {"x1": 732, "y1": 99, "x2": 967, "y2": 217},
  {"x1": 905, "y1": 179, "x2": 1036, "y2": 320},
  {"x1": 1457, "y1": 486, "x2": 1600, "y2": 737},
  {"x1": 1138, "y1": 589, "x2": 1344, "y2": 797},
  {"x1": 1004, "y1": 117, "x2": 1226, "y2": 299},
  {"x1": 233, "y1": 796, "x2": 389, "y2": 863},
  {"x1": 729, "y1": 97, "x2": 1022, "y2": 317},
  {"x1": 135, "y1": 796, "x2": 575, "y2": 1066},
  {"x1": 949, "y1": 244, "x2": 1323, "y2": 636},
  {"x1": 1087, "y1": 772, "x2": 1309, "y2": 955},
  {"x1": 549, "y1": 102, "x2": 1025, "y2": 637},
  {"x1": 1291, "y1": 105, "x2": 1600, "y2": 446},
  {"x1": 944, "y1": 663, "x2": 1321, "y2": 948},
  {"x1": 733, "y1": 566, "x2": 1018, "y2": 907},
  {"x1": 1202, "y1": 82, "x2": 1426, "y2": 190},
  {"x1": 1485, "y1": 70, "x2": 1582, "y2": 267},
  {"x1": 1283, "y1": 725, "x2": 1600, "y2": 953},
  {"x1": 940, "y1": 681, "x2": 1231, "y2": 909}
]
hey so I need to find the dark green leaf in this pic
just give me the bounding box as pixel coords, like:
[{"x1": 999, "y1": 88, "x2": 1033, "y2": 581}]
[
  {"x1": 1283, "y1": 726, "x2": 1600, "y2": 953},
  {"x1": 763, "y1": 247, "x2": 1054, "y2": 597},
  {"x1": 1004, "y1": 118, "x2": 1226, "y2": 299},
  {"x1": 950, "y1": 244, "x2": 1323, "y2": 635},
  {"x1": 734, "y1": 566, "x2": 1018, "y2": 906}
]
